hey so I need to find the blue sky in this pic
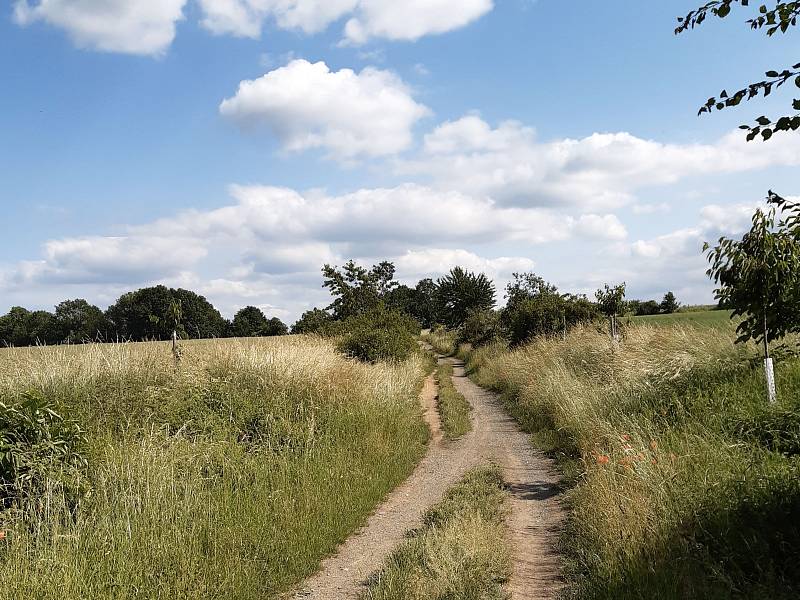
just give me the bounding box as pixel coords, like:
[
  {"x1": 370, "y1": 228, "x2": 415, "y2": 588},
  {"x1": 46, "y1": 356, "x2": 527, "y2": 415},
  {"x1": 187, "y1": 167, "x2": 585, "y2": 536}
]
[{"x1": 1, "y1": 1, "x2": 798, "y2": 321}]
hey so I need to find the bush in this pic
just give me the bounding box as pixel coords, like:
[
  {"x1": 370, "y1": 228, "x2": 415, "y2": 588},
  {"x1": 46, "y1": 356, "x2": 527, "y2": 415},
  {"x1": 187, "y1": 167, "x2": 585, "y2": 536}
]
[
  {"x1": 0, "y1": 391, "x2": 88, "y2": 509},
  {"x1": 458, "y1": 310, "x2": 503, "y2": 347},
  {"x1": 336, "y1": 306, "x2": 420, "y2": 363}
]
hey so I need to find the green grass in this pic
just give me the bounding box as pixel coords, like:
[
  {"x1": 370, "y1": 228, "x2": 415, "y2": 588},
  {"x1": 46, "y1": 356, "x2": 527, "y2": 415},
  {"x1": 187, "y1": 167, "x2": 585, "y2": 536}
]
[
  {"x1": 435, "y1": 362, "x2": 472, "y2": 440},
  {"x1": 422, "y1": 329, "x2": 458, "y2": 356},
  {"x1": 462, "y1": 325, "x2": 800, "y2": 599},
  {"x1": 0, "y1": 337, "x2": 430, "y2": 599},
  {"x1": 629, "y1": 309, "x2": 734, "y2": 328},
  {"x1": 362, "y1": 466, "x2": 510, "y2": 600}
]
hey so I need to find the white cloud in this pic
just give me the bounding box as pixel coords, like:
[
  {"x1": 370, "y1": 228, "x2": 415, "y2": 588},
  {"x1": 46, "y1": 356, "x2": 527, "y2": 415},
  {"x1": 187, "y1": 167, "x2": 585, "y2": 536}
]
[
  {"x1": 197, "y1": 0, "x2": 491, "y2": 43},
  {"x1": 220, "y1": 60, "x2": 430, "y2": 160},
  {"x1": 396, "y1": 248, "x2": 533, "y2": 281},
  {"x1": 198, "y1": 0, "x2": 359, "y2": 37},
  {"x1": 342, "y1": 0, "x2": 493, "y2": 44},
  {"x1": 575, "y1": 214, "x2": 627, "y2": 240},
  {"x1": 8, "y1": 235, "x2": 206, "y2": 286},
  {"x1": 13, "y1": 0, "x2": 186, "y2": 55},
  {"x1": 399, "y1": 115, "x2": 800, "y2": 211},
  {"x1": 1, "y1": 182, "x2": 626, "y2": 320}
]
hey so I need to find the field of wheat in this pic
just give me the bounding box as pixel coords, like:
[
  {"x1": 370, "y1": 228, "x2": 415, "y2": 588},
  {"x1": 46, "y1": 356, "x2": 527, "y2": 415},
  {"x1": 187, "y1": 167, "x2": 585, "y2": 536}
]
[{"x1": 0, "y1": 336, "x2": 429, "y2": 599}]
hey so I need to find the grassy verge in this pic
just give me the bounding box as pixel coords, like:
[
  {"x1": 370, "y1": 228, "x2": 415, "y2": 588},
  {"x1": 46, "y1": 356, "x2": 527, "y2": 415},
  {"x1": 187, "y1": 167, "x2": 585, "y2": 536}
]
[
  {"x1": 422, "y1": 328, "x2": 458, "y2": 356},
  {"x1": 461, "y1": 326, "x2": 800, "y2": 599},
  {"x1": 0, "y1": 337, "x2": 429, "y2": 599},
  {"x1": 362, "y1": 466, "x2": 510, "y2": 600},
  {"x1": 435, "y1": 362, "x2": 472, "y2": 439}
]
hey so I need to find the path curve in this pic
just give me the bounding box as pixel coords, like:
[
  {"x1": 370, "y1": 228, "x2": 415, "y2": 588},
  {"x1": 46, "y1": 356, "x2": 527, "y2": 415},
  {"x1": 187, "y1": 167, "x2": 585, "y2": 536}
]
[{"x1": 291, "y1": 356, "x2": 564, "y2": 599}]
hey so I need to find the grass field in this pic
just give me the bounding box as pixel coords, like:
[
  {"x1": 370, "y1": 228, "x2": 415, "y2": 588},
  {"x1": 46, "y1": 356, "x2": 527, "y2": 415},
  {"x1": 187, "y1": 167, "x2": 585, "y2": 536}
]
[
  {"x1": 629, "y1": 309, "x2": 734, "y2": 328},
  {"x1": 0, "y1": 336, "x2": 429, "y2": 599},
  {"x1": 462, "y1": 324, "x2": 800, "y2": 599},
  {"x1": 362, "y1": 466, "x2": 510, "y2": 600}
]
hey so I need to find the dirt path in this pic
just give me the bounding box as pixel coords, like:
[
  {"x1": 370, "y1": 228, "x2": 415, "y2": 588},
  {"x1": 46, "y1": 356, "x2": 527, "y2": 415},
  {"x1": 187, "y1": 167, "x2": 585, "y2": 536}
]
[
  {"x1": 445, "y1": 357, "x2": 565, "y2": 599},
  {"x1": 291, "y1": 356, "x2": 564, "y2": 599}
]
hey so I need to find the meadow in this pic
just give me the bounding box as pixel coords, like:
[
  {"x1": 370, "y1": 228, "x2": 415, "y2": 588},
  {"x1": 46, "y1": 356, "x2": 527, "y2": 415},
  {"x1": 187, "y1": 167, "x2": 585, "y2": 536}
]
[
  {"x1": 629, "y1": 308, "x2": 734, "y2": 328},
  {"x1": 0, "y1": 336, "x2": 429, "y2": 599},
  {"x1": 462, "y1": 322, "x2": 800, "y2": 599}
]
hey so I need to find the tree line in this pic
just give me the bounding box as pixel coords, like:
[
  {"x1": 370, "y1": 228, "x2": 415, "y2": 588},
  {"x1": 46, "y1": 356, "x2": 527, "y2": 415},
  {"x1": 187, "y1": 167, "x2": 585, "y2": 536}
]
[
  {"x1": 0, "y1": 286, "x2": 288, "y2": 347},
  {"x1": 0, "y1": 259, "x2": 689, "y2": 349}
]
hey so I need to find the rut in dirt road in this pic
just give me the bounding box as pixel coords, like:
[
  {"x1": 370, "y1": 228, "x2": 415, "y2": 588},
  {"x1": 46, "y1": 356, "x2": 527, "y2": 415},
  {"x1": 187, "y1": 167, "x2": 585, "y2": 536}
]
[{"x1": 290, "y1": 355, "x2": 564, "y2": 600}]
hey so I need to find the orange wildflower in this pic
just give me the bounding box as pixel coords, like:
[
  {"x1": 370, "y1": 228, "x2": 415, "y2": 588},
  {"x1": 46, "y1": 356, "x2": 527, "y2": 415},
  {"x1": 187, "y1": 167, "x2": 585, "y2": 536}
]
[
  {"x1": 596, "y1": 455, "x2": 610, "y2": 465},
  {"x1": 650, "y1": 440, "x2": 658, "y2": 451}
]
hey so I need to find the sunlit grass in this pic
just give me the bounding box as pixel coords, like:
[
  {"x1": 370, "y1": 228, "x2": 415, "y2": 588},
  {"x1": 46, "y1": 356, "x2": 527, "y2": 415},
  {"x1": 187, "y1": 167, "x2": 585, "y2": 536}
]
[
  {"x1": 435, "y1": 362, "x2": 472, "y2": 440},
  {"x1": 0, "y1": 336, "x2": 429, "y2": 599},
  {"x1": 463, "y1": 325, "x2": 800, "y2": 599}
]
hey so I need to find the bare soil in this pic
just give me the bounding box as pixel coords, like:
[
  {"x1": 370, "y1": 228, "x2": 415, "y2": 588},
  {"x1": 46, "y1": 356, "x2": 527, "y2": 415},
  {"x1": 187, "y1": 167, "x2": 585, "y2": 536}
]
[{"x1": 290, "y1": 355, "x2": 565, "y2": 599}]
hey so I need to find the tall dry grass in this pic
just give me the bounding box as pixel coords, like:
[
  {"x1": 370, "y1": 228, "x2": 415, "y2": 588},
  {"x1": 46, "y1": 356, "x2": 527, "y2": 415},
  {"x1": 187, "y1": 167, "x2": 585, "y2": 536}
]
[
  {"x1": 0, "y1": 336, "x2": 429, "y2": 599},
  {"x1": 464, "y1": 324, "x2": 800, "y2": 599}
]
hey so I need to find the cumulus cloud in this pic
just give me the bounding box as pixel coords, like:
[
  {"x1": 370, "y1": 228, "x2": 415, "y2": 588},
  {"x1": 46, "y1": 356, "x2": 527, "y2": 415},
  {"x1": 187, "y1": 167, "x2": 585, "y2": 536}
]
[
  {"x1": 13, "y1": 0, "x2": 186, "y2": 55},
  {"x1": 1, "y1": 182, "x2": 625, "y2": 320},
  {"x1": 8, "y1": 235, "x2": 206, "y2": 286},
  {"x1": 342, "y1": 0, "x2": 493, "y2": 44},
  {"x1": 220, "y1": 60, "x2": 430, "y2": 160},
  {"x1": 398, "y1": 115, "x2": 800, "y2": 211},
  {"x1": 197, "y1": 0, "x2": 492, "y2": 43},
  {"x1": 396, "y1": 248, "x2": 533, "y2": 281}
]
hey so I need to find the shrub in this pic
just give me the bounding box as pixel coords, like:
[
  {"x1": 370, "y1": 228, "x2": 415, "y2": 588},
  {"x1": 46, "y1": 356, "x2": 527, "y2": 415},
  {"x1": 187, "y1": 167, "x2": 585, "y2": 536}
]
[
  {"x1": 337, "y1": 306, "x2": 420, "y2": 363},
  {"x1": 458, "y1": 310, "x2": 503, "y2": 348},
  {"x1": 0, "y1": 391, "x2": 88, "y2": 509}
]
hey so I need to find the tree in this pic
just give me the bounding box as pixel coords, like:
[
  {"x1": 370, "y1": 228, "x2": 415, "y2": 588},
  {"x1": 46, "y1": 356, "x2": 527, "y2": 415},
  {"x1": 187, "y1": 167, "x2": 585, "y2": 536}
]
[
  {"x1": 412, "y1": 278, "x2": 439, "y2": 328},
  {"x1": 54, "y1": 299, "x2": 109, "y2": 343},
  {"x1": 383, "y1": 278, "x2": 440, "y2": 327},
  {"x1": 0, "y1": 307, "x2": 60, "y2": 347},
  {"x1": 232, "y1": 306, "x2": 270, "y2": 337},
  {"x1": 0, "y1": 307, "x2": 33, "y2": 347},
  {"x1": 435, "y1": 267, "x2": 496, "y2": 329},
  {"x1": 322, "y1": 260, "x2": 398, "y2": 320},
  {"x1": 660, "y1": 292, "x2": 681, "y2": 314},
  {"x1": 501, "y1": 273, "x2": 597, "y2": 345},
  {"x1": 676, "y1": 1, "x2": 800, "y2": 141},
  {"x1": 292, "y1": 308, "x2": 334, "y2": 334},
  {"x1": 596, "y1": 283, "x2": 627, "y2": 340},
  {"x1": 704, "y1": 191, "x2": 800, "y2": 347},
  {"x1": 633, "y1": 299, "x2": 661, "y2": 316},
  {"x1": 171, "y1": 288, "x2": 228, "y2": 339},
  {"x1": 106, "y1": 286, "x2": 175, "y2": 341},
  {"x1": 263, "y1": 317, "x2": 289, "y2": 337}
]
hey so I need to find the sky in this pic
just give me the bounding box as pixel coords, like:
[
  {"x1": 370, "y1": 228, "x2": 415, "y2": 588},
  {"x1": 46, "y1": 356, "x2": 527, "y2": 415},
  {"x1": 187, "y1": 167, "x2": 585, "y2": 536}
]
[{"x1": 1, "y1": 1, "x2": 798, "y2": 323}]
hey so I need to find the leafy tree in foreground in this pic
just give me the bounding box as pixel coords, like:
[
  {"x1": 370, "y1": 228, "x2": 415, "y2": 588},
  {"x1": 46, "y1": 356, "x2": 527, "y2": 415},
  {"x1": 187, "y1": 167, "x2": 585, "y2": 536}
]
[
  {"x1": 676, "y1": 1, "x2": 800, "y2": 141},
  {"x1": 660, "y1": 292, "x2": 681, "y2": 314},
  {"x1": 704, "y1": 191, "x2": 800, "y2": 347},
  {"x1": 435, "y1": 267, "x2": 496, "y2": 329}
]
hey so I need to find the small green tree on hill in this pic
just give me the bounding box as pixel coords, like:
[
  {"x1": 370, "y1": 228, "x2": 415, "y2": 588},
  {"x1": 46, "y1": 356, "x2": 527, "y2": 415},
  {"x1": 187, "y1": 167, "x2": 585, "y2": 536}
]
[
  {"x1": 596, "y1": 283, "x2": 627, "y2": 341},
  {"x1": 435, "y1": 267, "x2": 496, "y2": 329},
  {"x1": 705, "y1": 192, "x2": 800, "y2": 401},
  {"x1": 660, "y1": 292, "x2": 680, "y2": 314}
]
